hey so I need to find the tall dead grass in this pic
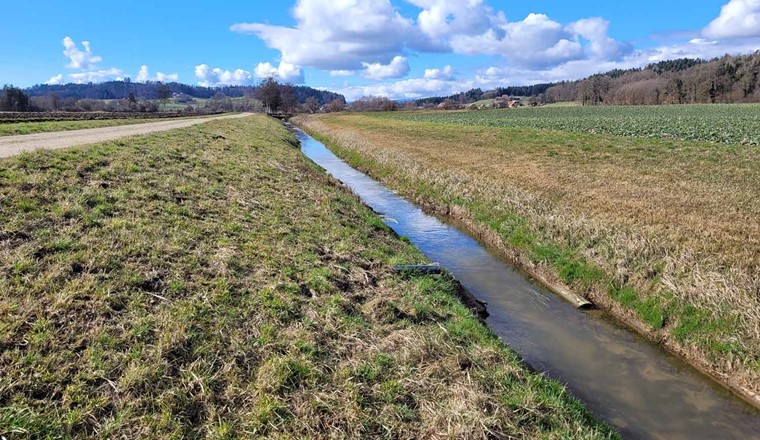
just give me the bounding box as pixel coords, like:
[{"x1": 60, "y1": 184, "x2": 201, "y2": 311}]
[{"x1": 296, "y1": 113, "x2": 760, "y2": 400}]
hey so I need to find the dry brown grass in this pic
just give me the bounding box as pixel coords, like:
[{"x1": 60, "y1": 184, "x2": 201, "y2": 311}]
[
  {"x1": 0, "y1": 115, "x2": 615, "y2": 438},
  {"x1": 296, "y1": 112, "x2": 760, "y2": 401}
]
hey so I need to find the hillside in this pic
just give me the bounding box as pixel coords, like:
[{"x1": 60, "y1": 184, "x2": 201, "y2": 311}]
[
  {"x1": 23, "y1": 81, "x2": 344, "y2": 106},
  {"x1": 418, "y1": 51, "x2": 760, "y2": 106}
]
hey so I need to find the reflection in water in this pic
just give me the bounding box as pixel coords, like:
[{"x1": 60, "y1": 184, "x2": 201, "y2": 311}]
[{"x1": 297, "y1": 130, "x2": 760, "y2": 440}]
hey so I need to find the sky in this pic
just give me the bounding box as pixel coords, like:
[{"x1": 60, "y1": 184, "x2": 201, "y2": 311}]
[{"x1": 1, "y1": 0, "x2": 759, "y2": 100}]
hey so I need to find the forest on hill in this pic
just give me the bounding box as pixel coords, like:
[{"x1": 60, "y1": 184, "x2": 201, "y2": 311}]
[
  {"x1": 419, "y1": 51, "x2": 760, "y2": 106},
  {"x1": 22, "y1": 81, "x2": 345, "y2": 106}
]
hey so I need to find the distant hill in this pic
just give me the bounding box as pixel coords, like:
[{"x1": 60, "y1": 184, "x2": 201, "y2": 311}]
[
  {"x1": 24, "y1": 81, "x2": 345, "y2": 106},
  {"x1": 417, "y1": 51, "x2": 760, "y2": 106}
]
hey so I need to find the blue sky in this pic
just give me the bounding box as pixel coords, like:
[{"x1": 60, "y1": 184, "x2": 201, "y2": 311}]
[{"x1": 1, "y1": 0, "x2": 759, "y2": 99}]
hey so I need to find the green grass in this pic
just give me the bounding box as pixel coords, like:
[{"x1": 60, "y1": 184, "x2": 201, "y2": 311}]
[
  {"x1": 0, "y1": 119, "x2": 166, "y2": 136},
  {"x1": 0, "y1": 115, "x2": 616, "y2": 438},
  {"x1": 386, "y1": 104, "x2": 760, "y2": 145}
]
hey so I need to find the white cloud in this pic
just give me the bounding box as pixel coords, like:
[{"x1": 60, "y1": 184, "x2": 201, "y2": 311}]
[
  {"x1": 330, "y1": 70, "x2": 356, "y2": 77},
  {"x1": 157, "y1": 72, "x2": 179, "y2": 82},
  {"x1": 136, "y1": 65, "x2": 150, "y2": 82},
  {"x1": 567, "y1": 17, "x2": 630, "y2": 60},
  {"x1": 424, "y1": 65, "x2": 454, "y2": 80},
  {"x1": 340, "y1": 77, "x2": 457, "y2": 101},
  {"x1": 45, "y1": 74, "x2": 64, "y2": 85},
  {"x1": 55, "y1": 36, "x2": 129, "y2": 84},
  {"x1": 231, "y1": 0, "x2": 420, "y2": 71},
  {"x1": 194, "y1": 64, "x2": 253, "y2": 86},
  {"x1": 408, "y1": 0, "x2": 496, "y2": 39},
  {"x1": 254, "y1": 61, "x2": 304, "y2": 83},
  {"x1": 703, "y1": 0, "x2": 760, "y2": 39},
  {"x1": 136, "y1": 65, "x2": 179, "y2": 83},
  {"x1": 232, "y1": 1, "x2": 627, "y2": 74},
  {"x1": 362, "y1": 56, "x2": 410, "y2": 79},
  {"x1": 451, "y1": 13, "x2": 629, "y2": 67},
  {"x1": 68, "y1": 68, "x2": 125, "y2": 84},
  {"x1": 62, "y1": 37, "x2": 103, "y2": 70},
  {"x1": 227, "y1": 0, "x2": 760, "y2": 101},
  {"x1": 689, "y1": 38, "x2": 718, "y2": 45}
]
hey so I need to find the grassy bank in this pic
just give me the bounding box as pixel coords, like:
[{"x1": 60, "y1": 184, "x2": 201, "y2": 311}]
[
  {"x1": 0, "y1": 119, "x2": 164, "y2": 137},
  {"x1": 0, "y1": 115, "x2": 615, "y2": 438},
  {"x1": 0, "y1": 116, "x2": 222, "y2": 137},
  {"x1": 294, "y1": 112, "x2": 760, "y2": 404}
]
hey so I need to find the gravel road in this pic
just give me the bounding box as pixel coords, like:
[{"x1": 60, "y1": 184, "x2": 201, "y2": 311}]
[{"x1": 0, "y1": 113, "x2": 252, "y2": 158}]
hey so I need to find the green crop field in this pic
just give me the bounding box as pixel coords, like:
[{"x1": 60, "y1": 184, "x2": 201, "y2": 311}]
[{"x1": 386, "y1": 104, "x2": 760, "y2": 145}]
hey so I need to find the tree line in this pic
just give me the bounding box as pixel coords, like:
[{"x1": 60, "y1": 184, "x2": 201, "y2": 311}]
[
  {"x1": 415, "y1": 51, "x2": 760, "y2": 107},
  {"x1": 415, "y1": 83, "x2": 555, "y2": 107},
  {"x1": 21, "y1": 80, "x2": 344, "y2": 106},
  {"x1": 548, "y1": 52, "x2": 760, "y2": 105},
  {"x1": 2, "y1": 79, "x2": 347, "y2": 114}
]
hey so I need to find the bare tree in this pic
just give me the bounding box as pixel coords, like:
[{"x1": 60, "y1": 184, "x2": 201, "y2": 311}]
[
  {"x1": 305, "y1": 96, "x2": 320, "y2": 113},
  {"x1": 256, "y1": 78, "x2": 282, "y2": 113},
  {"x1": 324, "y1": 98, "x2": 346, "y2": 113},
  {"x1": 157, "y1": 84, "x2": 172, "y2": 110},
  {"x1": 280, "y1": 84, "x2": 297, "y2": 113}
]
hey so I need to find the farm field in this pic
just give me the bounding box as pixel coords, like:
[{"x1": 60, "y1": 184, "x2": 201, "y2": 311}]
[
  {"x1": 387, "y1": 104, "x2": 760, "y2": 145},
  {"x1": 295, "y1": 110, "x2": 760, "y2": 402},
  {"x1": 0, "y1": 115, "x2": 615, "y2": 438}
]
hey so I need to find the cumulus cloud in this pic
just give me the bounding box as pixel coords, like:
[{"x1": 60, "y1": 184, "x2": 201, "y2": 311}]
[
  {"x1": 231, "y1": 0, "x2": 419, "y2": 71},
  {"x1": 136, "y1": 65, "x2": 150, "y2": 82},
  {"x1": 254, "y1": 61, "x2": 304, "y2": 83},
  {"x1": 339, "y1": 77, "x2": 457, "y2": 101},
  {"x1": 62, "y1": 36, "x2": 103, "y2": 70},
  {"x1": 408, "y1": 0, "x2": 496, "y2": 40},
  {"x1": 136, "y1": 65, "x2": 179, "y2": 83},
  {"x1": 45, "y1": 74, "x2": 64, "y2": 85},
  {"x1": 330, "y1": 70, "x2": 356, "y2": 77},
  {"x1": 55, "y1": 36, "x2": 126, "y2": 84},
  {"x1": 703, "y1": 0, "x2": 760, "y2": 39},
  {"x1": 232, "y1": 0, "x2": 628, "y2": 78},
  {"x1": 362, "y1": 56, "x2": 410, "y2": 79},
  {"x1": 69, "y1": 68, "x2": 125, "y2": 84},
  {"x1": 424, "y1": 65, "x2": 455, "y2": 80},
  {"x1": 452, "y1": 13, "x2": 630, "y2": 67},
  {"x1": 194, "y1": 64, "x2": 254, "y2": 86},
  {"x1": 157, "y1": 72, "x2": 179, "y2": 82},
  {"x1": 231, "y1": 0, "x2": 758, "y2": 101}
]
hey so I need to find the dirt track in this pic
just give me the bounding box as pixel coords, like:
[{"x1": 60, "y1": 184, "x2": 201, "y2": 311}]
[{"x1": 0, "y1": 113, "x2": 252, "y2": 158}]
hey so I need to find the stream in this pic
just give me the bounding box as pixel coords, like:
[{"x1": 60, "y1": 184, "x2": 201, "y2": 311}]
[{"x1": 296, "y1": 129, "x2": 760, "y2": 439}]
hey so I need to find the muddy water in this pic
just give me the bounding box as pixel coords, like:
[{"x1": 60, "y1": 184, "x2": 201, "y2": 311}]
[{"x1": 296, "y1": 130, "x2": 760, "y2": 439}]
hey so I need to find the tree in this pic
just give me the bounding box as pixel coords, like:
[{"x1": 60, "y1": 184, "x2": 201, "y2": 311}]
[
  {"x1": 1, "y1": 85, "x2": 31, "y2": 112},
  {"x1": 126, "y1": 92, "x2": 138, "y2": 111},
  {"x1": 279, "y1": 84, "x2": 297, "y2": 113},
  {"x1": 348, "y1": 96, "x2": 397, "y2": 111},
  {"x1": 304, "y1": 96, "x2": 320, "y2": 113},
  {"x1": 157, "y1": 84, "x2": 172, "y2": 110},
  {"x1": 256, "y1": 78, "x2": 281, "y2": 113},
  {"x1": 324, "y1": 98, "x2": 346, "y2": 113},
  {"x1": 48, "y1": 92, "x2": 60, "y2": 111}
]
